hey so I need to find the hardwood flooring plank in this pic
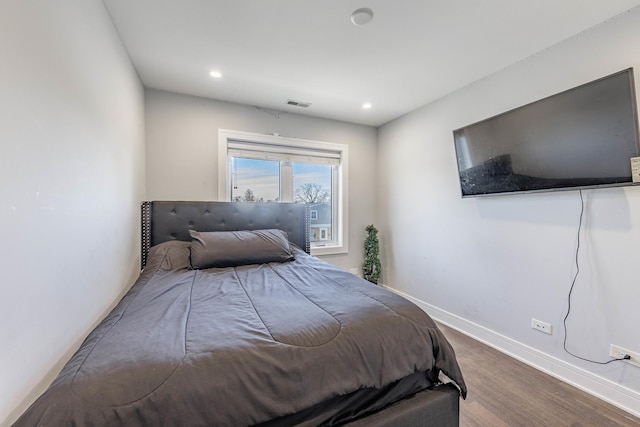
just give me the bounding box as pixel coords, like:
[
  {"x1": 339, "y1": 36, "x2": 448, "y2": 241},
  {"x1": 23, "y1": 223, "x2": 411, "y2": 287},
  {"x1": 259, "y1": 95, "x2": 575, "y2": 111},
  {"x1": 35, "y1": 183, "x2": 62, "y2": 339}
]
[{"x1": 437, "y1": 323, "x2": 640, "y2": 426}]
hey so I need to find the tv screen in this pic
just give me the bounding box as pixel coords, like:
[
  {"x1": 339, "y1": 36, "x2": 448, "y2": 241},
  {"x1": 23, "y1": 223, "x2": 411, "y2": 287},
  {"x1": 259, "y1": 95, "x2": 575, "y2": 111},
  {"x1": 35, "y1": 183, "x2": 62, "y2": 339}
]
[{"x1": 453, "y1": 68, "x2": 640, "y2": 197}]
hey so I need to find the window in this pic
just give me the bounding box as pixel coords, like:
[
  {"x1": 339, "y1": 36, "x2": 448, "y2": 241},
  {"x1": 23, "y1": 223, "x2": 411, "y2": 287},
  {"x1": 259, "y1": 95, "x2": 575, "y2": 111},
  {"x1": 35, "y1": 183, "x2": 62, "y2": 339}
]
[
  {"x1": 231, "y1": 157, "x2": 279, "y2": 202},
  {"x1": 218, "y1": 129, "x2": 348, "y2": 255},
  {"x1": 320, "y1": 228, "x2": 328, "y2": 240}
]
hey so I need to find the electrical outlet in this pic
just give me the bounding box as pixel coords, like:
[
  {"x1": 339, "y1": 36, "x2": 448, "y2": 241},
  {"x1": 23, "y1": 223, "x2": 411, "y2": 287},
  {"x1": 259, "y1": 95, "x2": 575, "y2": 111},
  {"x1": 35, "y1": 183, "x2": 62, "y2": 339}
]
[
  {"x1": 531, "y1": 319, "x2": 552, "y2": 335},
  {"x1": 610, "y1": 344, "x2": 640, "y2": 368}
]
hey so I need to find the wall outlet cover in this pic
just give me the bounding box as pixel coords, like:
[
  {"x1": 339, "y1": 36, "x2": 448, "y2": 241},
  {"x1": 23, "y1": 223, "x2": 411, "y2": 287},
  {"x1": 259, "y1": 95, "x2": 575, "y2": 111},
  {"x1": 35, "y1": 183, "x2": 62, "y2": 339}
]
[
  {"x1": 610, "y1": 344, "x2": 640, "y2": 368},
  {"x1": 532, "y1": 318, "x2": 552, "y2": 335}
]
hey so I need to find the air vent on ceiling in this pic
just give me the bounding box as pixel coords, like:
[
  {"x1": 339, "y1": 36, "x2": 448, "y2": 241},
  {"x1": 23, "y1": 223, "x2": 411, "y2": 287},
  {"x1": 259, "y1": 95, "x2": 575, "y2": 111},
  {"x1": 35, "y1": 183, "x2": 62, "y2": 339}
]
[{"x1": 286, "y1": 99, "x2": 312, "y2": 108}]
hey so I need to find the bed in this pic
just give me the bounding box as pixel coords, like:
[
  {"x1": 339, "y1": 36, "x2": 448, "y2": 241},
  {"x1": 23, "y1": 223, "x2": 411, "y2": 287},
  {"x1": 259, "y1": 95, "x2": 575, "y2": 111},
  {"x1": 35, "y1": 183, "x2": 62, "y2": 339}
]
[{"x1": 13, "y1": 201, "x2": 466, "y2": 426}]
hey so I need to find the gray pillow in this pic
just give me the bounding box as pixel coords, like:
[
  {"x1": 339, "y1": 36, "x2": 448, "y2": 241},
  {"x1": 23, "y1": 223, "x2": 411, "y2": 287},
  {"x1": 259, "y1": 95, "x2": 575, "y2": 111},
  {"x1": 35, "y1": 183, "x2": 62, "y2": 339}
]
[
  {"x1": 189, "y1": 229, "x2": 295, "y2": 269},
  {"x1": 148, "y1": 241, "x2": 191, "y2": 271}
]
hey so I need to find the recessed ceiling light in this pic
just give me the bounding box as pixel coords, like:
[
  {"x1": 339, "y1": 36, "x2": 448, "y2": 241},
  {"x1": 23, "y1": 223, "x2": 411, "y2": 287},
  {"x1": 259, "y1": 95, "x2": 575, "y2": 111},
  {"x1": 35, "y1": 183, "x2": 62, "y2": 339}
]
[
  {"x1": 362, "y1": 103, "x2": 372, "y2": 109},
  {"x1": 209, "y1": 71, "x2": 222, "y2": 78},
  {"x1": 351, "y1": 8, "x2": 374, "y2": 26}
]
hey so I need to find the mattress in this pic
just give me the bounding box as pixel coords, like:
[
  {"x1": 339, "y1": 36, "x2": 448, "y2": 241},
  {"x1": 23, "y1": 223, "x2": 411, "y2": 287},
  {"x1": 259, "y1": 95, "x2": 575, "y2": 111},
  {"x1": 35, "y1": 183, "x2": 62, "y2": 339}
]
[{"x1": 14, "y1": 240, "x2": 466, "y2": 426}]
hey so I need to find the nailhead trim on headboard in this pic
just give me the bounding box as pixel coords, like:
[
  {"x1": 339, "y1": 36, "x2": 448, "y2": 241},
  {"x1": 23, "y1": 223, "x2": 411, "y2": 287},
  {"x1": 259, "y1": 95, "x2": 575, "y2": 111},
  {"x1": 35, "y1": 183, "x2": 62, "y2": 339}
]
[{"x1": 141, "y1": 201, "x2": 152, "y2": 269}]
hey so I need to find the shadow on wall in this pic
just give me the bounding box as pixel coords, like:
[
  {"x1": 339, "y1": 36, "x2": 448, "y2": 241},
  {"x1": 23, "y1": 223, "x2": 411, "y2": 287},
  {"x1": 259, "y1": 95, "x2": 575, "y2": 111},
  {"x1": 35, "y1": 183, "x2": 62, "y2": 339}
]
[{"x1": 473, "y1": 187, "x2": 632, "y2": 231}]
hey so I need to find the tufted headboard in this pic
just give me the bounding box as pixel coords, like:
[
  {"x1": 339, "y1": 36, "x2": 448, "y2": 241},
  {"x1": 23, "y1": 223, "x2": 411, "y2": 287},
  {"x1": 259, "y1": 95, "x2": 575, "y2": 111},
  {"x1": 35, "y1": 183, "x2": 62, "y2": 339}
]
[{"x1": 141, "y1": 201, "x2": 310, "y2": 269}]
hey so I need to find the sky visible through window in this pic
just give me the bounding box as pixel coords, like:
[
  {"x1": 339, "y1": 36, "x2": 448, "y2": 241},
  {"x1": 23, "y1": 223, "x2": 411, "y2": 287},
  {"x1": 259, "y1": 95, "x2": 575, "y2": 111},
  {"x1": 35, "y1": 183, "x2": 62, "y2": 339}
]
[
  {"x1": 232, "y1": 158, "x2": 279, "y2": 201},
  {"x1": 232, "y1": 157, "x2": 332, "y2": 203},
  {"x1": 293, "y1": 162, "x2": 332, "y2": 204}
]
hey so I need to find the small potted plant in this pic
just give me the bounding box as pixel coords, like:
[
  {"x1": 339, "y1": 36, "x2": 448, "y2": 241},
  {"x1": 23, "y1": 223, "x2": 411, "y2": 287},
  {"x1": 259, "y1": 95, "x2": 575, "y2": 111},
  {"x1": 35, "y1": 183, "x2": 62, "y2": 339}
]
[{"x1": 363, "y1": 224, "x2": 381, "y2": 285}]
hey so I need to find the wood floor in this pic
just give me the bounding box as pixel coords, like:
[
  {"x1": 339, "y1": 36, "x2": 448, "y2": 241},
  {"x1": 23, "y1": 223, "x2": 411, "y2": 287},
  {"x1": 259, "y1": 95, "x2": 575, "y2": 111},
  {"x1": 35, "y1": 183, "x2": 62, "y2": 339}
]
[{"x1": 437, "y1": 323, "x2": 640, "y2": 427}]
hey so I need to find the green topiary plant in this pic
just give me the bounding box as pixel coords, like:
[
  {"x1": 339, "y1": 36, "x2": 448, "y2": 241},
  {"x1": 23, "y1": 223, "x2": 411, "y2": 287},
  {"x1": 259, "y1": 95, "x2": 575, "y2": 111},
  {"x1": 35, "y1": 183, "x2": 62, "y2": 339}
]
[{"x1": 363, "y1": 224, "x2": 382, "y2": 285}]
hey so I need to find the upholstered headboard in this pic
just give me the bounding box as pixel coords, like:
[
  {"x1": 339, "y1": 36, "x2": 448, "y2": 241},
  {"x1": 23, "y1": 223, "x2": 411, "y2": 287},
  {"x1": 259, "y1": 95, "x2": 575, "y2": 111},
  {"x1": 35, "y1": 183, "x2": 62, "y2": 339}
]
[{"x1": 141, "y1": 201, "x2": 310, "y2": 269}]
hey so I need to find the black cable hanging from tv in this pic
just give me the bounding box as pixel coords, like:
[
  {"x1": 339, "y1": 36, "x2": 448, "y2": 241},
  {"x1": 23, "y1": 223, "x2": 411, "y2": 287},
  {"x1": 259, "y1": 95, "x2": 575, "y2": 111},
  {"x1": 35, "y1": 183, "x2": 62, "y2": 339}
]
[{"x1": 562, "y1": 190, "x2": 629, "y2": 365}]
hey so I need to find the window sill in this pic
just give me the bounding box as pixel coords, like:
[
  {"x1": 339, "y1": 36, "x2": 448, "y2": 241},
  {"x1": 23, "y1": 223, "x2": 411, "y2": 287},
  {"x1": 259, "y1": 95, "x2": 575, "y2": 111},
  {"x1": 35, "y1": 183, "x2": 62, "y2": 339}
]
[{"x1": 311, "y1": 244, "x2": 348, "y2": 256}]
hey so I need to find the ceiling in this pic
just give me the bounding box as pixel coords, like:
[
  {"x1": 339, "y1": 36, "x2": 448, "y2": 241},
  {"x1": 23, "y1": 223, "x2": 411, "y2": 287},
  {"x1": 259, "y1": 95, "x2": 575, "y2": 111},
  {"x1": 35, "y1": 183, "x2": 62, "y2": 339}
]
[{"x1": 103, "y1": 1, "x2": 640, "y2": 127}]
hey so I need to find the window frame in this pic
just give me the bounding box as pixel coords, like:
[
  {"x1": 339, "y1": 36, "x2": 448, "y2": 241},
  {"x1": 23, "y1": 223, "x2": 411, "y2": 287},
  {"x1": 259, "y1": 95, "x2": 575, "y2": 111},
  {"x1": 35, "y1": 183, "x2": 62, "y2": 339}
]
[{"x1": 217, "y1": 129, "x2": 348, "y2": 256}]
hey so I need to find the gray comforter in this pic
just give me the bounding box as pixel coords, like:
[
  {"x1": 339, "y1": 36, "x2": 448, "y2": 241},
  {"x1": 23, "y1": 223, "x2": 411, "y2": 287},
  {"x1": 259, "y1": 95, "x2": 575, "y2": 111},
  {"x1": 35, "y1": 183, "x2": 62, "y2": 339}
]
[{"x1": 14, "y1": 241, "x2": 466, "y2": 426}]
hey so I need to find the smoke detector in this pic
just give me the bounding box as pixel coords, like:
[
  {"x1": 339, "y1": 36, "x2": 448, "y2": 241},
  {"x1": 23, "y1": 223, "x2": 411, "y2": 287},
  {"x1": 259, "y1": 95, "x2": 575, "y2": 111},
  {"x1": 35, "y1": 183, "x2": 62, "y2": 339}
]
[{"x1": 351, "y1": 8, "x2": 374, "y2": 26}]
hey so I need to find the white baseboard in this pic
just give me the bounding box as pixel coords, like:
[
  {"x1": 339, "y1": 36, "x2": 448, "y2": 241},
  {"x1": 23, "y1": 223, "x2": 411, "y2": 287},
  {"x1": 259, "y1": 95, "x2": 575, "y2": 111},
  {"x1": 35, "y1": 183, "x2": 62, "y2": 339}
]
[{"x1": 383, "y1": 285, "x2": 640, "y2": 419}]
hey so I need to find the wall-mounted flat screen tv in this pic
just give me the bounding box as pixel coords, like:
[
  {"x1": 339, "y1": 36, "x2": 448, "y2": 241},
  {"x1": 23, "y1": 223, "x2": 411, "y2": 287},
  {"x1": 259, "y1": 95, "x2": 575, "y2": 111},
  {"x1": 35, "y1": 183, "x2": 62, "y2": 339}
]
[{"x1": 453, "y1": 68, "x2": 640, "y2": 197}]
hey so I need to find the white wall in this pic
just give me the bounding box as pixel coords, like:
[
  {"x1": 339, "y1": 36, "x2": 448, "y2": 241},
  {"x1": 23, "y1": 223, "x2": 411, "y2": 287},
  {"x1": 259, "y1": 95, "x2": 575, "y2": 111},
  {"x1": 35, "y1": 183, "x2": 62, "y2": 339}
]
[
  {"x1": 145, "y1": 89, "x2": 378, "y2": 271},
  {"x1": 378, "y1": 8, "x2": 640, "y2": 416},
  {"x1": 0, "y1": 1, "x2": 145, "y2": 425}
]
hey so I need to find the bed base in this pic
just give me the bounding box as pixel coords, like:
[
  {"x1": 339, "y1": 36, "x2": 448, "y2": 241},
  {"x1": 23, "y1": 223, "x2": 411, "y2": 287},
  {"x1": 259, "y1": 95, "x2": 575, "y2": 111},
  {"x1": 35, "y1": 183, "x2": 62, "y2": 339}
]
[{"x1": 345, "y1": 383, "x2": 459, "y2": 426}]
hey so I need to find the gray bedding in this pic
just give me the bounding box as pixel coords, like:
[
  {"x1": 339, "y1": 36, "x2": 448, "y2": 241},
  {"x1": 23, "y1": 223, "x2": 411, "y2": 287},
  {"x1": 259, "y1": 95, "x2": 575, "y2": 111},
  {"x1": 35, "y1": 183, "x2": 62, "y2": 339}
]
[{"x1": 14, "y1": 241, "x2": 466, "y2": 426}]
